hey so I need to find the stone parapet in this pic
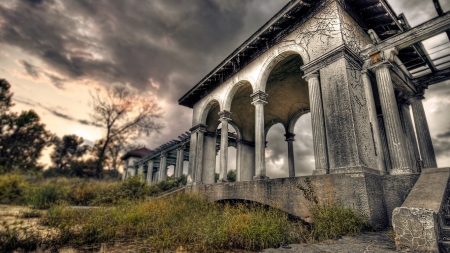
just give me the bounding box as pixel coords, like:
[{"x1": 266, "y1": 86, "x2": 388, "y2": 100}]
[{"x1": 392, "y1": 167, "x2": 450, "y2": 252}]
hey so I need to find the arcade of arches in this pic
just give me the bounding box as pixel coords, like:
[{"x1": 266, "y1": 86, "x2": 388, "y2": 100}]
[{"x1": 193, "y1": 53, "x2": 316, "y2": 183}]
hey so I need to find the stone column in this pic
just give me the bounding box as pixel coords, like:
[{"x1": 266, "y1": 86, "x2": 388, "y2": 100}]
[
  {"x1": 362, "y1": 70, "x2": 387, "y2": 174},
  {"x1": 218, "y1": 110, "x2": 232, "y2": 182},
  {"x1": 122, "y1": 160, "x2": 127, "y2": 180},
  {"x1": 378, "y1": 115, "x2": 393, "y2": 172},
  {"x1": 195, "y1": 128, "x2": 206, "y2": 183},
  {"x1": 236, "y1": 141, "x2": 241, "y2": 182},
  {"x1": 305, "y1": 72, "x2": 328, "y2": 174},
  {"x1": 188, "y1": 124, "x2": 207, "y2": 184},
  {"x1": 285, "y1": 133, "x2": 296, "y2": 177},
  {"x1": 147, "y1": 160, "x2": 154, "y2": 184},
  {"x1": 202, "y1": 132, "x2": 217, "y2": 184},
  {"x1": 237, "y1": 140, "x2": 255, "y2": 181},
  {"x1": 187, "y1": 132, "x2": 197, "y2": 178},
  {"x1": 398, "y1": 96, "x2": 421, "y2": 173},
  {"x1": 374, "y1": 63, "x2": 411, "y2": 174},
  {"x1": 251, "y1": 90, "x2": 268, "y2": 180},
  {"x1": 410, "y1": 95, "x2": 437, "y2": 169},
  {"x1": 159, "y1": 152, "x2": 167, "y2": 182},
  {"x1": 175, "y1": 148, "x2": 184, "y2": 178}
]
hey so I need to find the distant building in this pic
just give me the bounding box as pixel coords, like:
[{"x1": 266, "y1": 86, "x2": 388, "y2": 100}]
[{"x1": 121, "y1": 147, "x2": 152, "y2": 180}]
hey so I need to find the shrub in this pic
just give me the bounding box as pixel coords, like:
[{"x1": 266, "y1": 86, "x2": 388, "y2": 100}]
[
  {"x1": 0, "y1": 174, "x2": 28, "y2": 205},
  {"x1": 25, "y1": 183, "x2": 63, "y2": 209}
]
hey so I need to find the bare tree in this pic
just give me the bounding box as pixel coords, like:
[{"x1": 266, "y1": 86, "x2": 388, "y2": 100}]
[{"x1": 91, "y1": 85, "x2": 163, "y2": 177}]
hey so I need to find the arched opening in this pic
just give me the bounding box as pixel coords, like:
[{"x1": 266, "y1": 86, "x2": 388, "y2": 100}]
[
  {"x1": 201, "y1": 99, "x2": 221, "y2": 184},
  {"x1": 167, "y1": 165, "x2": 175, "y2": 177},
  {"x1": 228, "y1": 81, "x2": 256, "y2": 181},
  {"x1": 265, "y1": 123, "x2": 288, "y2": 178},
  {"x1": 292, "y1": 113, "x2": 314, "y2": 176},
  {"x1": 262, "y1": 53, "x2": 310, "y2": 178}
]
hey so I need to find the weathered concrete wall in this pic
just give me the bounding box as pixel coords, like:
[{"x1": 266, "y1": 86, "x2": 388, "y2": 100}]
[
  {"x1": 382, "y1": 174, "x2": 419, "y2": 222},
  {"x1": 187, "y1": 172, "x2": 421, "y2": 226},
  {"x1": 392, "y1": 168, "x2": 450, "y2": 252}
]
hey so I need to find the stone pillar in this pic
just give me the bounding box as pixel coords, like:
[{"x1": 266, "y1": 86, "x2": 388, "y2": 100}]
[
  {"x1": 138, "y1": 164, "x2": 144, "y2": 182},
  {"x1": 362, "y1": 70, "x2": 387, "y2": 174},
  {"x1": 147, "y1": 160, "x2": 154, "y2": 184},
  {"x1": 398, "y1": 97, "x2": 421, "y2": 173},
  {"x1": 410, "y1": 95, "x2": 437, "y2": 169},
  {"x1": 159, "y1": 152, "x2": 167, "y2": 182},
  {"x1": 175, "y1": 148, "x2": 184, "y2": 178},
  {"x1": 122, "y1": 160, "x2": 127, "y2": 180},
  {"x1": 195, "y1": 128, "x2": 206, "y2": 183},
  {"x1": 285, "y1": 133, "x2": 296, "y2": 177},
  {"x1": 374, "y1": 63, "x2": 411, "y2": 174},
  {"x1": 237, "y1": 140, "x2": 255, "y2": 181},
  {"x1": 378, "y1": 115, "x2": 393, "y2": 173},
  {"x1": 305, "y1": 73, "x2": 328, "y2": 174},
  {"x1": 188, "y1": 132, "x2": 197, "y2": 178},
  {"x1": 218, "y1": 110, "x2": 232, "y2": 182},
  {"x1": 251, "y1": 90, "x2": 268, "y2": 180},
  {"x1": 188, "y1": 124, "x2": 207, "y2": 184},
  {"x1": 202, "y1": 132, "x2": 217, "y2": 184}
]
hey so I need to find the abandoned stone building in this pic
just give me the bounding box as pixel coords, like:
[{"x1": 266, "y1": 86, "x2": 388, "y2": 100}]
[{"x1": 124, "y1": 0, "x2": 450, "y2": 251}]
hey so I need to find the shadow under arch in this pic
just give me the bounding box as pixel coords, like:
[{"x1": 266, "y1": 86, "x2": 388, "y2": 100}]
[
  {"x1": 198, "y1": 96, "x2": 222, "y2": 126},
  {"x1": 223, "y1": 78, "x2": 255, "y2": 112},
  {"x1": 256, "y1": 44, "x2": 310, "y2": 93}
]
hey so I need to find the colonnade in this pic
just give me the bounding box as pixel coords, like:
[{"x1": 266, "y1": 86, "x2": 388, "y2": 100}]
[{"x1": 187, "y1": 59, "x2": 437, "y2": 185}]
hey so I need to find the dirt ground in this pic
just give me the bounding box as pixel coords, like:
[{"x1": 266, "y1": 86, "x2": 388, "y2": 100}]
[{"x1": 1, "y1": 205, "x2": 398, "y2": 253}]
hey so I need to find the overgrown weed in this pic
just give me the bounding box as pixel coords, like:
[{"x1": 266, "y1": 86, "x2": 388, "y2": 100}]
[{"x1": 296, "y1": 177, "x2": 372, "y2": 241}]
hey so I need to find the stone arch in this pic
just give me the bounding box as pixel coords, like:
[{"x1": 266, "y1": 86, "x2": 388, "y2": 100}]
[
  {"x1": 228, "y1": 120, "x2": 243, "y2": 141},
  {"x1": 256, "y1": 44, "x2": 310, "y2": 92},
  {"x1": 198, "y1": 96, "x2": 222, "y2": 125},
  {"x1": 264, "y1": 119, "x2": 286, "y2": 139},
  {"x1": 223, "y1": 76, "x2": 255, "y2": 111},
  {"x1": 287, "y1": 108, "x2": 310, "y2": 134}
]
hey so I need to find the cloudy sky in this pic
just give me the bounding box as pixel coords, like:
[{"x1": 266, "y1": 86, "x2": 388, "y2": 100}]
[{"x1": 0, "y1": 0, "x2": 449, "y2": 177}]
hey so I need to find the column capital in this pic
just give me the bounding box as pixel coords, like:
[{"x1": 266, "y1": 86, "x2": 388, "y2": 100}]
[
  {"x1": 237, "y1": 139, "x2": 255, "y2": 147},
  {"x1": 414, "y1": 94, "x2": 425, "y2": 100},
  {"x1": 189, "y1": 123, "x2": 207, "y2": 133},
  {"x1": 397, "y1": 93, "x2": 411, "y2": 106},
  {"x1": 251, "y1": 90, "x2": 268, "y2": 105},
  {"x1": 218, "y1": 110, "x2": 232, "y2": 121},
  {"x1": 303, "y1": 72, "x2": 319, "y2": 82},
  {"x1": 372, "y1": 62, "x2": 392, "y2": 71},
  {"x1": 284, "y1": 133, "x2": 296, "y2": 142},
  {"x1": 160, "y1": 152, "x2": 168, "y2": 158}
]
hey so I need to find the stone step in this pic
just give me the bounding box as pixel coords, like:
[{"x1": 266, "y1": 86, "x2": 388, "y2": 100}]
[{"x1": 440, "y1": 241, "x2": 450, "y2": 253}]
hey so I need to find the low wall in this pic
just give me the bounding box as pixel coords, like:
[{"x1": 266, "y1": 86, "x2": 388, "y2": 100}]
[
  {"x1": 186, "y1": 172, "x2": 419, "y2": 227},
  {"x1": 392, "y1": 167, "x2": 450, "y2": 252}
]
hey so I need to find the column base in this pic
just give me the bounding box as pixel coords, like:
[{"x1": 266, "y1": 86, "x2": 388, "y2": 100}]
[
  {"x1": 329, "y1": 166, "x2": 381, "y2": 175},
  {"x1": 253, "y1": 175, "x2": 270, "y2": 180},
  {"x1": 312, "y1": 169, "x2": 328, "y2": 175},
  {"x1": 217, "y1": 179, "x2": 228, "y2": 183},
  {"x1": 389, "y1": 167, "x2": 413, "y2": 175}
]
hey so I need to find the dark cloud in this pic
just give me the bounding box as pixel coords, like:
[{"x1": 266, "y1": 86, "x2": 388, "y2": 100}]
[
  {"x1": 433, "y1": 138, "x2": 450, "y2": 157},
  {"x1": 437, "y1": 130, "x2": 450, "y2": 139},
  {"x1": 0, "y1": 0, "x2": 289, "y2": 103},
  {"x1": 20, "y1": 60, "x2": 39, "y2": 78},
  {"x1": 14, "y1": 96, "x2": 102, "y2": 127}
]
